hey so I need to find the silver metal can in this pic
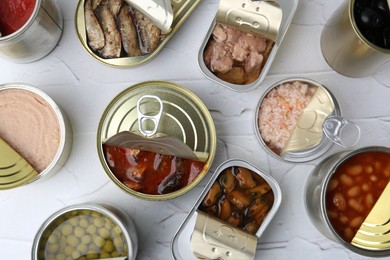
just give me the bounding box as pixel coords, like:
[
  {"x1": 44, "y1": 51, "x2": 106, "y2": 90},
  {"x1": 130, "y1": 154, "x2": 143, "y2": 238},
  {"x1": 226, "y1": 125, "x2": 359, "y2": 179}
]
[
  {"x1": 254, "y1": 78, "x2": 361, "y2": 163},
  {"x1": 0, "y1": 83, "x2": 72, "y2": 189},
  {"x1": 171, "y1": 159, "x2": 282, "y2": 260},
  {"x1": 0, "y1": 0, "x2": 63, "y2": 63},
  {"x1": 31, "y1": 203, "x2": 138, "y2": 260},
  {"x1": 198, "y1": 0, "x2": 298, "y2": 92},
  {"x1": 305, "y1": 146, "x2": 390, "y2": 257},
  {"x1": 321, "y1": 0, "x2": 390, "y2": 77}
]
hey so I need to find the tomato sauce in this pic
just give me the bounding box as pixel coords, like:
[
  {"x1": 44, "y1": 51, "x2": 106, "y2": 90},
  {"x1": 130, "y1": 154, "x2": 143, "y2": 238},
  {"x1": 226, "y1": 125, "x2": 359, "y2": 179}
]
[
  {"x1": 0, "y1": 0, "x2": 36, "y2": 36},
  {"x1": 103, "y1": 144, "x2": 206, "y2": 195},
  {"x1": 326, "y1": 151, "x2": 390, "y2": 242}
]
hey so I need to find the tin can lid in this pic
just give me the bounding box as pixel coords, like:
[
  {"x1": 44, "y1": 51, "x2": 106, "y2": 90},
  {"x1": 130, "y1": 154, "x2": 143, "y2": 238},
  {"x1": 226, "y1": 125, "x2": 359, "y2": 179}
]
[
  {"x1": 75, "y1": 0, "x2": 200, "y2": 67},
  {"x1": 0, "y1": 137, "x2": 38, "y2": 189},
  {"x1": 217, "y1": 0, "x2": 282, "y2": 42},
  {"x1": 352, "y1": 182, "x2": 390, "y2": 251},
  {"x1": 97, "y1": 81, "x2": 217, "y2": 200}
]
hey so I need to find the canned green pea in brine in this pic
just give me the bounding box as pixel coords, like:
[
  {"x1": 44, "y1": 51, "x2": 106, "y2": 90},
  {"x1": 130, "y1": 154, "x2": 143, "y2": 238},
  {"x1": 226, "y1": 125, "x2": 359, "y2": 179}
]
[{"x1": 32, "y1": 203, "x2": 138, "y2": 260}]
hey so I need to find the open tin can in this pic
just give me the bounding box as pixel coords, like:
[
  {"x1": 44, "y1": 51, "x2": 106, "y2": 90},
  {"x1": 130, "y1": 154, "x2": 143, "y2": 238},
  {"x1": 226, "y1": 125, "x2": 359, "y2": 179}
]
[
  {"x1": 0, "y1": 0, "x2": 63, "y2": 63},
  {"x1": 305, "y1": 146, "x2": 390, "y2": 257},
  {"x1": 0, "y1": 83, "x2": 72, "y2": 190},
  {"x1": 321, "y1": 0, "x2": 390, "y2": 77},
  {"x1": 198, "y1": 0, "x2": 298, "y2": 92},
  {"x1": 75, "y1": 0, "x2": 200, "y2": 67},
  {"x1": 171, "y1": 159, "x2": 282, "y2": 260},
  {"x1": 32, "y1": 203, "x2": 138, "y2": 260},
  {"x1": 97, "y1": 81, "x2": 216, "y2": 200},
  {"x1": 254, "y1": 78, "x2": 361, "y2": 163}
]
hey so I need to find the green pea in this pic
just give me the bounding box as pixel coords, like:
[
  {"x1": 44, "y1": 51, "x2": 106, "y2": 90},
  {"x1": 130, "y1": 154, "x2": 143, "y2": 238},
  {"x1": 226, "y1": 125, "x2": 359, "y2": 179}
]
[
  {"x1": 79, "y1": 217, "x2": 89, "y2": 228},
  {"x1": 77, "y1": 243, "x2": 88, "y2": 255},
  {"x1": 74, "y1": 226, "x2": 85, "y2": 238},
  {"x1": 112, "y1": 225, "x2": 123, "y2": 235},
  {"x1": 94, "y1": 217, "x2": 105, "y2": 227},
  {"x1": 56, "y1": 253, "x2": 67, "y2": 260},
  {"x1": 72, "y1": 250, "x2": 81, "y2": 259},
  {"x1": 47, "y1": 243, "x2": 59, "y2": 254},
  {"x1": 113, "y1": 236, "x2": 124, "y2": 249},
  {"x1": 81, "y1": 234, "x2": 92, "y2": 245},
  {"x1": 64, "y1": 245, "x2": 73, "y2": 256},
  {"x1": 86, "y1": 224, "x2": 97, "y2": 235},
  {"x1": 94, "y1": 236, "x2": 105, "y2": 247},
  {"x1": 68, "y1": 216, "x2": 79, "y2": 226},
  {"x1": 104, "y1": 220, "x2": 113, "y2": 230},
  {"x1": 98, "y1": 227, "x2": 110, "y2": 239},
  {"x1": 91, "y1": 211, "x2": 101, "y2": 217},
  {"x1": 66, "y1": 235, "x2": 79, "y2": 247},
  {"x1": 61, "y1": 223, "x2": 73, "y2": 236},
  {"x1": 47, "y1": 233, "x2": 58, "y2": 244},
  {"x1": 103, "y1": 240, "x2": 114, "y2": 253}
]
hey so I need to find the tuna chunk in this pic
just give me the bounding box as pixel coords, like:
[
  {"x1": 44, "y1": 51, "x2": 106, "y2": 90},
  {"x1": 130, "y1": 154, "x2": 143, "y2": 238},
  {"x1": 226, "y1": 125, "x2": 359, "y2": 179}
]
[
  {"x1": 203, "y1": 22, "x2": 273, "y2": 85},
  {"x1": 245, "y1": 52, "x2": 264, "y2": 74}
]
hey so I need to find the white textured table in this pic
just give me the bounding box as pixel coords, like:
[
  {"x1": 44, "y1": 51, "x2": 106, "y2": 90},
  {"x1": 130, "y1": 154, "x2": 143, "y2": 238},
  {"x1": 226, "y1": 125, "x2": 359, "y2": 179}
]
[{"x1": 1, "y1": 0, "x2": 390, "y2": 259}]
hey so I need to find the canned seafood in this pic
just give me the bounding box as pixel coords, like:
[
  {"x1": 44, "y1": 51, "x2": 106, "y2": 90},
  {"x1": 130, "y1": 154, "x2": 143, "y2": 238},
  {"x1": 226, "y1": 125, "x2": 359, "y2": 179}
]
[
  {"x1": 75, "y1": 0, "x2": 201, "y2": 67},
  {"x1": 198, "y1": 0, "x2": 298, "y2": 92},
  {"x1": 97, "y1": 81, "x2": 217, "y2": 200},
  {"x1": 305, "y1": 146, "x2": 390, "y2": 257},
  {"x1": 171, "y1": 159, "x2": 282, "y2": 260},
  {"x1": 254, "y1": 78, "x2": 361, "y2": 163},
  {"x1": 32, "y1": 203, "x2": 138, "y2": 260},
  {"x1": 0, "y1": 83, "x2": 72, "y2": 190},
  {"x1": 0, "y1": 0, "x2": 63, "y2": 63}
]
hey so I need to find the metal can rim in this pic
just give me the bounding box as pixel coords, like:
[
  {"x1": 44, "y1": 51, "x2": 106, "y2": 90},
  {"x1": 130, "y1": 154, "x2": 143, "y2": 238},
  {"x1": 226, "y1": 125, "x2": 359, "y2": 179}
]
[{"x1": 253, "y1": 77, "x2": 341, "y2": 163}]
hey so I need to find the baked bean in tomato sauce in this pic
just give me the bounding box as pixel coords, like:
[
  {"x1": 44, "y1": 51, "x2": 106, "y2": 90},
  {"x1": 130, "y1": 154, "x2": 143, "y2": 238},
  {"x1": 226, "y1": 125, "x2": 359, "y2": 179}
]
[{"x1": 326, "y1": 151, "x2": 390, "y2": 242}]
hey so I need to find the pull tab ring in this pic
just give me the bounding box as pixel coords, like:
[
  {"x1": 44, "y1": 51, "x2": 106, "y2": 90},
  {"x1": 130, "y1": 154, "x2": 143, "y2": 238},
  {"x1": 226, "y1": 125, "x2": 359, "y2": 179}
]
[
  {"x1": 323, "y1": 116, "x2": 361, "y2": 148},
  {"x1": 137, "y1": 95, "x2": 163, "y2": 137}
]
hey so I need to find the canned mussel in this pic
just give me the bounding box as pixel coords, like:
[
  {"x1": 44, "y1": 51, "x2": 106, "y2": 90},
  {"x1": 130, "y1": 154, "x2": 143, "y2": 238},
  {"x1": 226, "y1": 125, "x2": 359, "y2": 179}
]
[
  {"x1": 255, "y1": 78, "x2": 361, "y2": 163},
  {"x1": 76, "y1": 0, "x2": 201, "y2": 66},
  {"x1": 305, "y1": 147, "x2": 390, "y2": 257},
  {"x1": 32, "y1": 203, "x2": 138, "y2": 260},
  {"x1": 198, "y1": 0, "x2": 298, "y2": 92},
  {"x1": 0, "y1": 83, "x2": 72, "y2": 189},
  {"x1": 97, "y1": 81, "x2": 216, "y2": 200},
  {"x1": 171, "y1": 159, "x2": 282, "y2": 260}
]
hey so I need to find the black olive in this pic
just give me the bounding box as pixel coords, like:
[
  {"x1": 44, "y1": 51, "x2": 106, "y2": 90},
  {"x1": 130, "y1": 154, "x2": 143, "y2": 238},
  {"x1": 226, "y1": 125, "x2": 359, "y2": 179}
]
[
  {"x1": 371, "y1": 0, "x2": 390, "y2": 13},
  {"x1": 358, "y1": 8, "x2": 386, "y2": 30}
]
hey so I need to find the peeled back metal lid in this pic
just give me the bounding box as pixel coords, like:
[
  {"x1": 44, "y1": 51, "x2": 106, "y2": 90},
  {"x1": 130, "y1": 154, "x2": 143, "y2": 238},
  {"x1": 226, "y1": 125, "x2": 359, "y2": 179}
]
[
  {"x1": 0, "y1": 137, "x2": 38, "y2": 189},
  {"x1": 217, "y1": 0, "x2": 283, "y2": 42}
]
